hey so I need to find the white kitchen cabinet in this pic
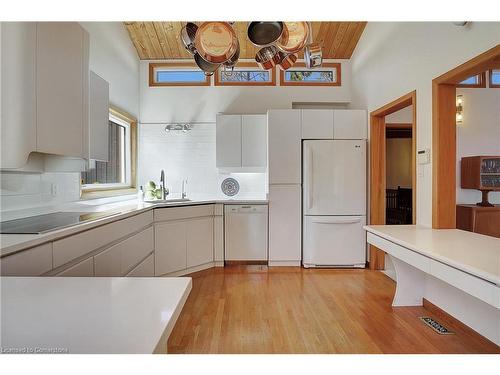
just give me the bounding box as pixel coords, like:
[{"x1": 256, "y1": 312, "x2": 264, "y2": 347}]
[
  {"x1": 267, "y1": 110, "x2": 301, "y2": 184},
  {"x1": 216, "y1": 114, "x2": 241, "y2": 168},
  {"x1": 155, "y1": 221, "x2": 187, "y2": 276},
  {"x1": 126, "y1": 253, "x2": 154, "y2": 277},
  {"x1": 0, "y1": 22, "x2": 37, "y2": 169},
  {"x1": 213, "y1": 204, "x2": 224, "y2": 264},
  {"x1": 36, "y1": 22, "x2": 89, "y2": 158},
  {"x1": 301, "y1": 110, "x2": 334, "y2": 139},
  {"x1": 89, "y1": 71, "x2": 109, "y2": 161},
  {"x1": 241, "y1": 114, "x2": 267, "y2": 168},
  {"x1": 0, "y1": 243, "x2": 53, "y2": 276},
  {"x1": 333, "y1": 110, "x2": 367, "y2": 139},
  {"x1": 94, "y1": 227, "x2": 154, "y2": 277},
  {"x1": 186, "y1": 217, "x2": 214, "y2": 268},
  {"x1": 53, "y1": 211, "x2": 153, "y2": 268},
  {"x1": 56, "y1": 257, "x2": 94, "y2": 277},
  {"x1": 268, "y1": 185, "x2": 301, "y2": 265}
]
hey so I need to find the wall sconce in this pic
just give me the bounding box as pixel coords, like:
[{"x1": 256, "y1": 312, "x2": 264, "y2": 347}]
[
  {"x1": 164, "y1": 123, "x2": 192, "y2": 133},
  {"x1": 456, "y1": 95, "x2": 464, "y2": 125}
]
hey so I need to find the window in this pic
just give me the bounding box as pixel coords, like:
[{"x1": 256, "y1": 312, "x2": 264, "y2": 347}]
[
  {"x1": 280, "y1": 62, "x2": 341, "y2": 86},
  {"x1": 149, "y1": 62, "x2": 210, "y2": 86},
  {"x1": 457, "y1": 72, "x2": 486, "y2": 88},
  {"x1": 214, "y1": 62, "x2": 276, "y2": 86},
  {"x1": 81, "y1": 108, "x2": 137, "y2": 196},
  {"x1": 489, "y1": 69, "x2": 500, "y2": 88}
]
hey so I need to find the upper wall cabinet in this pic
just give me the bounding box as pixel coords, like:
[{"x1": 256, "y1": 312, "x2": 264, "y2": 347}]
[
  {"x1": 89, "y1": 71, "x2": 109, "y2": 162},
  {"x1": 216, "y1": 114, "x2": 267, "y2": 172},
  {"x1": 0, "y1": 22, "x2": 90, "y2": 170},
  {"x1": 301, "y1": 110, "x2": 334, "y2": 139},
  {"x1": 0, "y1": 22, "x2": 37, "y2": 169},
  {"x1": 36, "y1": 22, "x2": 89, "y2": 159},
  {"x1": 333, "y1": 110, "x2": 367, "y2": 139},
  {"x1": 268, "y1": 109, "x2": 301, "y2": 184}
]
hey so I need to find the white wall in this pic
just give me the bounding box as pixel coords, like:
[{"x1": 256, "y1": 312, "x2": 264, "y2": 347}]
[
  {"x1": 138, "y1": 123, "x2": 266, "y2": 199},
  {"x1": 80, "y1": 22, "x2": 140, "y2": 117},
  {"x1": 456, "y1": 87, "x2": 500, "y2": 204},
  {"x1": 139, "y1": 60, "x2": 351, "y2": 123},
  {"x1": 350, "y1": 22, "x2": 500, "y2": 227},
  {"x1": 385, "y1": 105, "x2": 412, "y2": 123},
  {"x1": 386, "y1": 138, "x2": 412, "y2": 189}
]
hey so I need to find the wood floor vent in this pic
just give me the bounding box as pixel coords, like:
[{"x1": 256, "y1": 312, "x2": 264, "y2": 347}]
[{"x1": 419, "y1": 316, "x2": 454, "y2": 335}]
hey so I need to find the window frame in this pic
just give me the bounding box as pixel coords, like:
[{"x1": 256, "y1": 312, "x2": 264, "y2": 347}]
[
  {"x1": 214, "y1": 62, "x2": 276, "y2": 86},
  {"x1": 80, "y1": 106, "x2": 138, "y2": 199},
  {"x1": 149, "y1": 62, "x2": 211, "y2": 87},
  {"x1": 456, "y1": 72, "x2": 486, "y2": 88},
  {"x1": 489, "y1": 69, "x2": 500, "y2": 88},
  {"x1": 279, "y1": 62, "x2": 341, "y2": 87}
]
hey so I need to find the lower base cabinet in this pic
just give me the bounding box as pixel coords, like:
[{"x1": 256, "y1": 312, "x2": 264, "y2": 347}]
[
  {"x1": 155, "y1": 214, "x2": 214, "y2": 276},
  {"x1": 127, "y1": 253, "x2": 154, "y2": 277},
  {"x1": 187, "y1": 217, "x2": 213, "y2": 268},
  {"x1": 155, "y1": 221, "x2": 187, "y2": 276},
  {"x1": 56, "y1": 257, "x2": 94, "y2": 277}
]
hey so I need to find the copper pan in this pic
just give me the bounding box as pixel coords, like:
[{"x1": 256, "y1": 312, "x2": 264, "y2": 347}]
[
  {"x1": 255, "y1": 46, "x2": 281, "y2": 70},
  {"x1": 195, "y1": 22, "x2": 238, "y2": 64},
  {"x1": 276, "y1": 22, "x2": 309, "y2": 54},
  {"x1": 277, "y1": 51, "x2": 298, "y2": 71}
]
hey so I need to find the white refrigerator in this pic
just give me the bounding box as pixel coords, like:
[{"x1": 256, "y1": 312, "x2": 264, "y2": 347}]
[{"x1": 302, "y1": 140, "x2": 367, "y2": 268}]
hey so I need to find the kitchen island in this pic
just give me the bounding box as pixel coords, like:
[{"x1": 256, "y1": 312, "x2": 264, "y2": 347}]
[
  {"x1": 0, "y1": 276, "x2": 192, "y2": 353},
  {"x1": 364, "y1": 225, "x2": 500, "y2": 346}
]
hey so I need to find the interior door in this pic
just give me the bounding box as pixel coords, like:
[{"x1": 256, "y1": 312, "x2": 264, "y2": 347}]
[{"x1": 303, "y1": 140, "x2": 366, "y2": 216}]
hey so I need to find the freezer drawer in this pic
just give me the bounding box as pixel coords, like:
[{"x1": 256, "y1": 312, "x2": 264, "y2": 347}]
[
  {"x1": 303, "y1": 215, "x2": 366, "y2": 267},
  {"x1": 225, "y1": 205, "x2": 268, "y2": 261}
]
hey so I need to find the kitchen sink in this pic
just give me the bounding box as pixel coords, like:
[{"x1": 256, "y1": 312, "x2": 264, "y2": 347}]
[{"x1": 144, "y1": 198, "x2": 191, "y2": 204}]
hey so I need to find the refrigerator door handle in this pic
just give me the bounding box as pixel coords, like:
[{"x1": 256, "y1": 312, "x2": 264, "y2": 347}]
[
  {"x1": 307, "y1": 147, "x2": 313, "y2": 210},
  {"x1": 311, "y1": 218, "x2": 362, "y2": 225}
]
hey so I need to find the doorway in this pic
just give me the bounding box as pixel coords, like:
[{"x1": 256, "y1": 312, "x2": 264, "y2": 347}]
[{"x1": 369, "y1": 91, "x2": 416, "y2": 270}]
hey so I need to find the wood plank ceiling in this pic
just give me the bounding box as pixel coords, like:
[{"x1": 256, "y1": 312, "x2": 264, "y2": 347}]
[{"x1": 124, "y1": 22, "x2": 367, "y2": 60}]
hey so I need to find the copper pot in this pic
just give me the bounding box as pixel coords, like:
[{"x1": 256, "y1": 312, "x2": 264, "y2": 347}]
[
  {"x1": 277, "y1": 52, "x2": 297, "y2": 71},
  {"x1": 304, "y1": 42, "x2": 322, "y2": 69},
  {"x1": 255, "y1": 46, "x2": 281, "y2": 70},
  {"x1": 276, "y1": 22, "x2": 309, "y2": 54},
  {"x1": 194, "y1": 22, "x2": 238, "y2": 64},
  {"x1": 194, "y1": 53, "x2": 220, "y2": 76},
  {"x1": 181, "y1": 22, "x2": 198, "y2": 55}
]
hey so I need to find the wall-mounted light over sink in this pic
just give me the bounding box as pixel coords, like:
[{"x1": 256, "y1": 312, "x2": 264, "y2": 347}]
[{"x1": 165, "y1": 123, "x2": 192, "y2": 133}]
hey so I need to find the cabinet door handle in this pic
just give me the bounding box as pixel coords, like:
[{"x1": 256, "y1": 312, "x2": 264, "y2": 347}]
[{"x1": 312, "y1": 218, "x2": 362, "y2": 225}]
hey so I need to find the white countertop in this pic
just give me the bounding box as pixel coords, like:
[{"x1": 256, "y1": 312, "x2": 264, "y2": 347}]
[
  {"x1": 0, "y1": 276, "x2": 192, "y2": 354},
  {"x1": 364, "y1": 225, "x2": 500, "y2": 285},
  {"x1": 0, "y1": 196, "x2": 268, "y2": 257}
]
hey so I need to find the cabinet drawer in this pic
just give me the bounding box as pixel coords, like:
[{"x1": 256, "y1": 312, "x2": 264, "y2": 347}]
[
  {"x1": 56, "y1": 257, "x2": 94, "y2": 277},
  {"x1": 94, "y1": 226, "x2": 154, "y2": 277},
  {"x1": 0, "y1": 243, "x2": 53, "y2": 276},
  {"x1": 154, "y1": 205, "x2": 214, "y2": 222},
  {"x1": 53, "y1": 211, "x2": 153, "y2": 268},
  {"x1": 429, "y1": 259, "x2": 498, "y2": 308},
  {"x1": 126, "y1": 253, "x2": 154, "y2": 277}
]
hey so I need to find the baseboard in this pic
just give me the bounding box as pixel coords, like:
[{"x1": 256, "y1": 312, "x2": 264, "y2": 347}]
[
  {"x1": 225, "y1": 260, "x2": 268, "y2": 266},
  {"x1": 160, "y1": 262, "x2": 215, "y2": 277},
  {"x1": 268, "y1": 261, "x2": 301, "y2": 267},
  {"x1": 423, "y1": 298, "x2": 499, "y2": 347}
]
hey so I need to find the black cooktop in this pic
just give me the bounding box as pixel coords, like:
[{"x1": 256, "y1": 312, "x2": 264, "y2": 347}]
[{"x1": 1, "y1": 212, "x2": 98, "y2": 234}]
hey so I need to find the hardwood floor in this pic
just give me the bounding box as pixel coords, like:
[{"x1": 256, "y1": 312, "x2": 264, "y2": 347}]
[{"x1": 167, "y1": 266, "x2": 500, "y2": 354}]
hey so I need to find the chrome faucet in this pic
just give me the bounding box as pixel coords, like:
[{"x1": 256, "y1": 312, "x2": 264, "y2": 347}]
[
  {"x1": 182, "y1": 179, "x2": 188, "y2": 199},
  {"x1": 160, "y1": 170, "x2": 169, "y2": 199}
]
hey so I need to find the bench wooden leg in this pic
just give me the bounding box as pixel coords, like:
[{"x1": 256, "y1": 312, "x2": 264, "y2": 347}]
[{"x1": 391, "y1": 255, "x2": 425, "y2": 307}]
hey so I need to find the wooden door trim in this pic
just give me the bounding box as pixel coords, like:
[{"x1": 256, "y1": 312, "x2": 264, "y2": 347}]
[
  {"x1": 369, "y1": 91, "x2": 416, "y2": 270},
  {"x1": 432, "y1": 44, "x2": 500, "y2": 228}
]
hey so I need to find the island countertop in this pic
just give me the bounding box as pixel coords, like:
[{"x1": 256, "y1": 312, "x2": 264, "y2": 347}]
[
  {"x1": 0, "y1": 276, "x2": 192, "y2": 354},
  {"x1": 364, "y1": 225, "x2": 500, "y2": 285}
]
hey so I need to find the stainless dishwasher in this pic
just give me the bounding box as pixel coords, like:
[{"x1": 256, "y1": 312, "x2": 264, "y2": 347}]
[{"x1": 224, "y1": 205, "x2": 268, "y2": 261}]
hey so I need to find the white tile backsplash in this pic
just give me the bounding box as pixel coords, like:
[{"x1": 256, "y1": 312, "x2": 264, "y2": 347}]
[
  {"x1": 0, "y1": 172, "x2": 81, "y2": 214},
  {"x1": 138, "y1": 123, "x2": 267, "y2": 199}
]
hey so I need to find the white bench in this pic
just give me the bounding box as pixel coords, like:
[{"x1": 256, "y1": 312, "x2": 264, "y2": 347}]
[{"x1": 364, "y1": 225, "x2": 500, "y2": 346}]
